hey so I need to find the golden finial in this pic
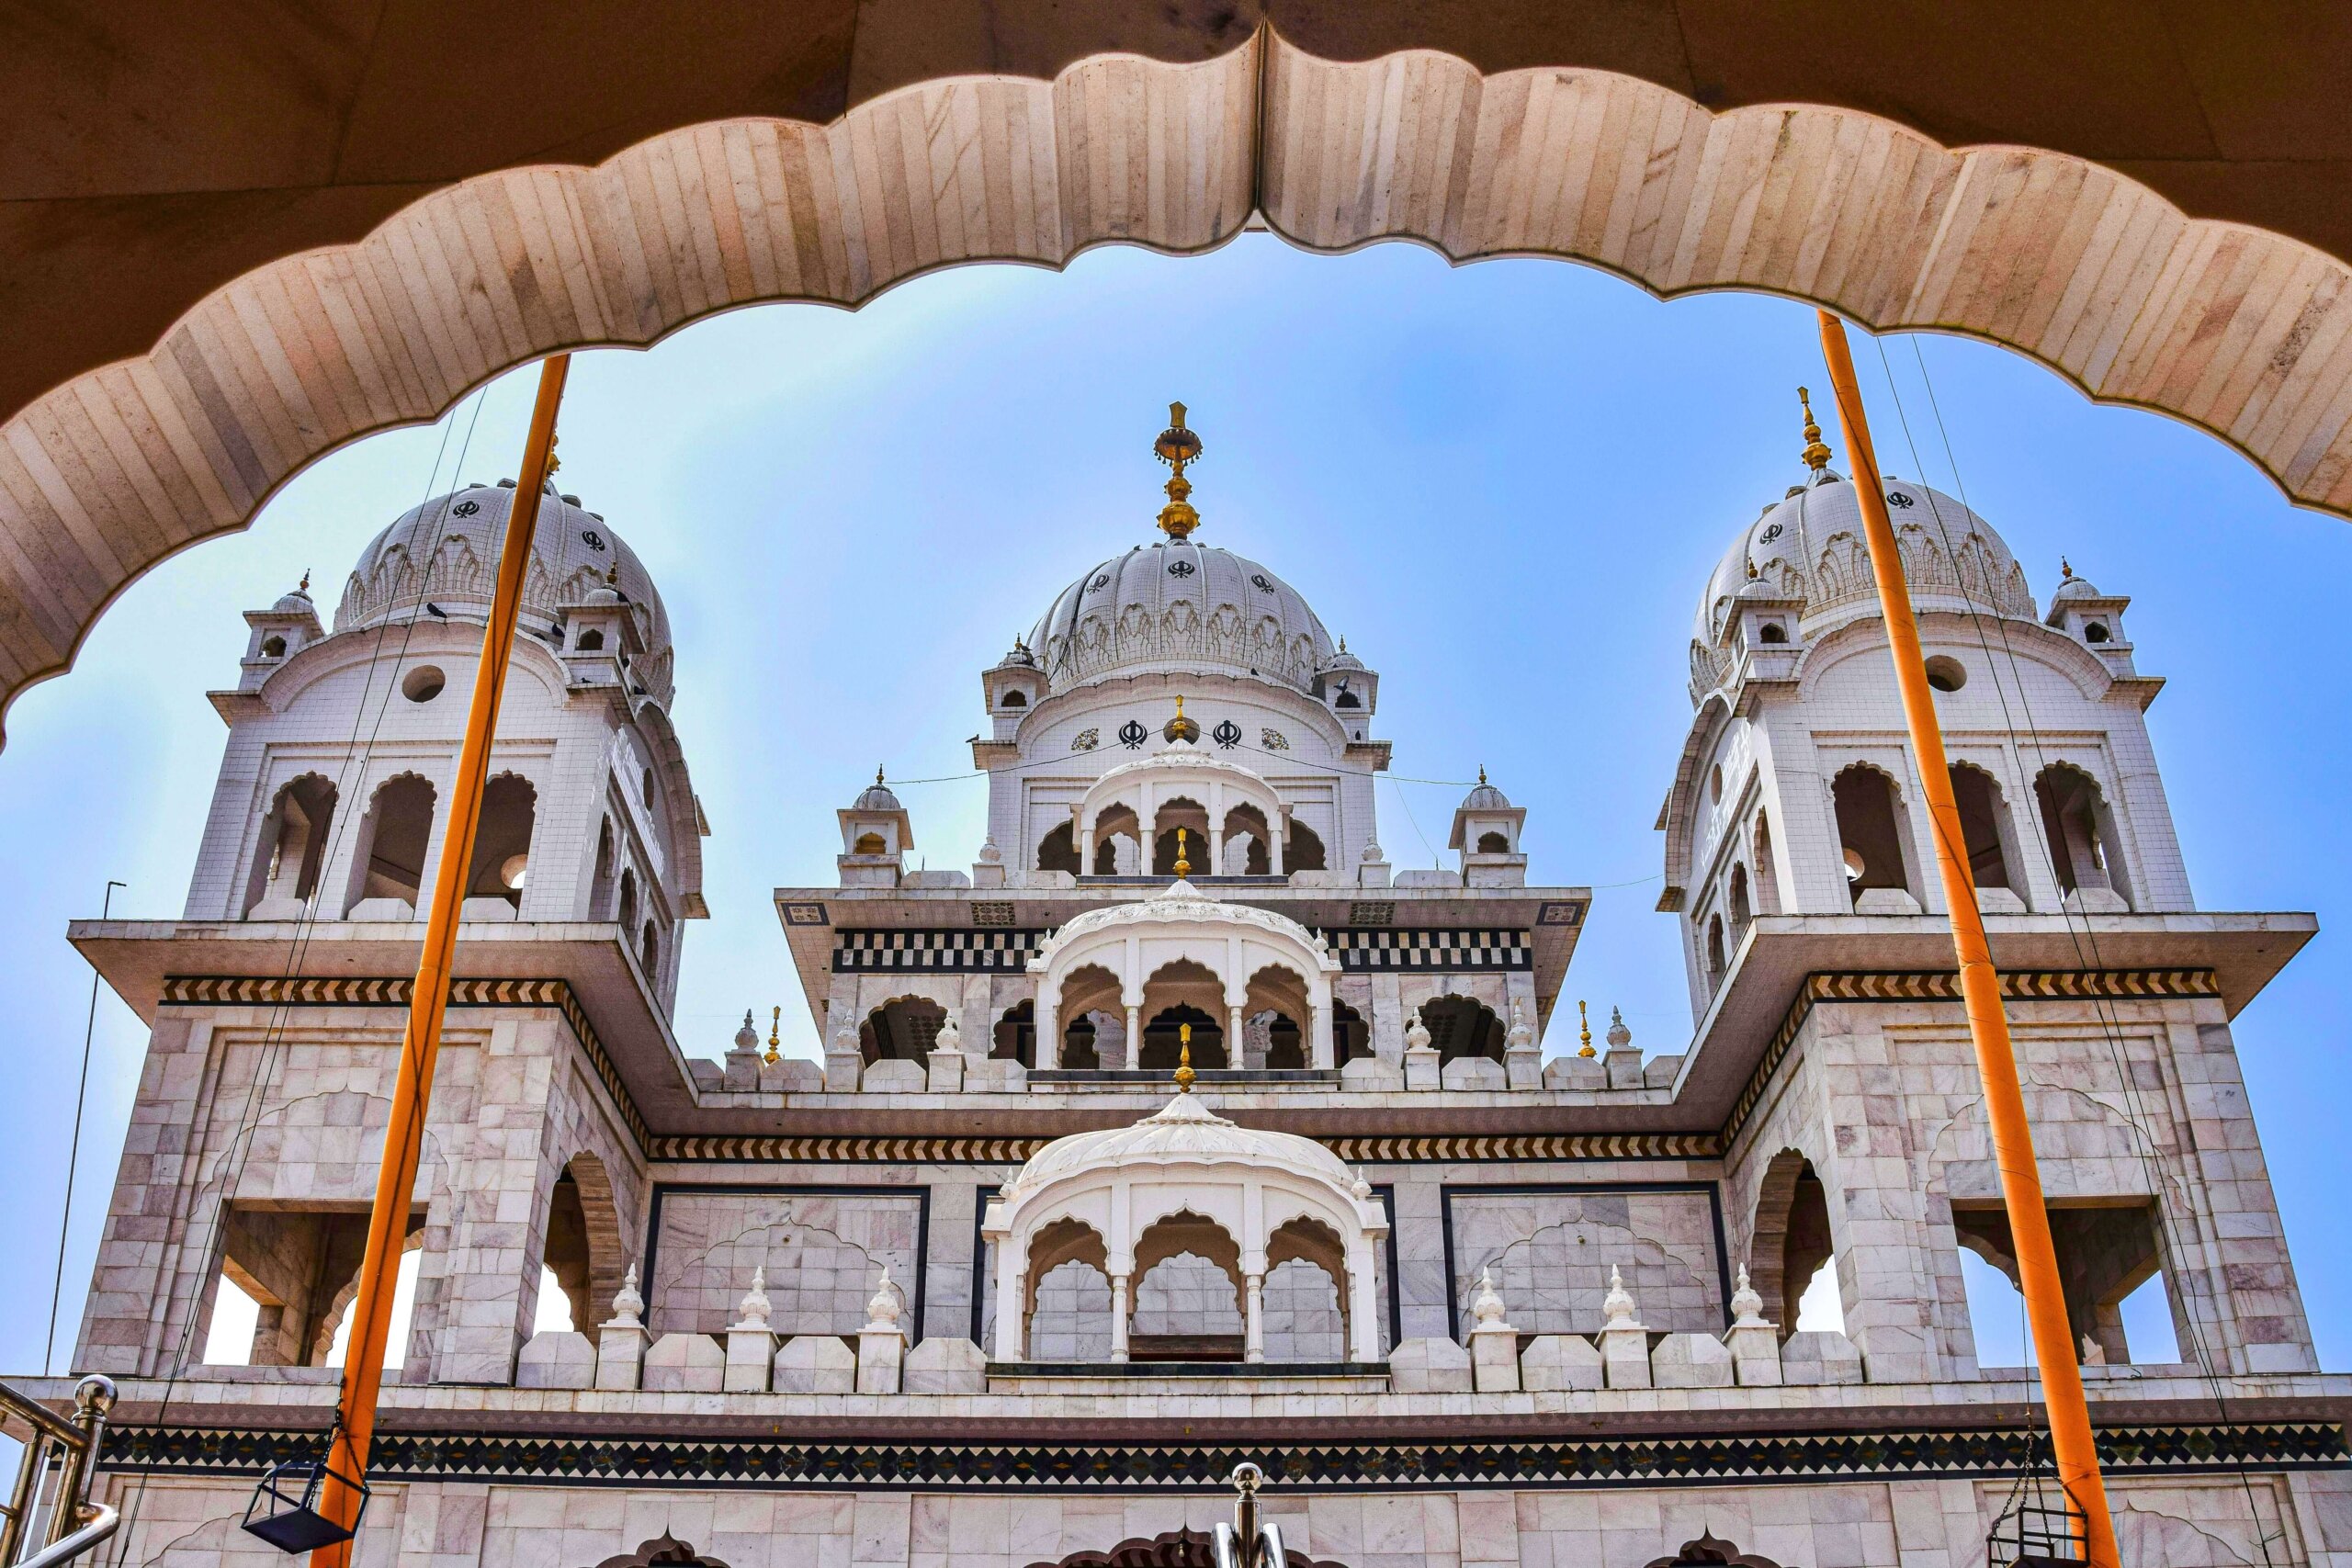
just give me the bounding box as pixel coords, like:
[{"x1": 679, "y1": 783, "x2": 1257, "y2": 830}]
[
  {"x1": 765, "y1": 1006, "x2": 781, "y2": 1066},
  {"x1": 1577, "y1": 999, "x2": 1596, "y2": 1058},
  {"x1": 876, "y1": 764, "x2": 886, "y2": 786},
  {"x1": 546, "y1": 431, "x2": 561, "y2": 477},
  {"x1": 299, "y1": 569, "x2": 311, "y2": 594},
  {"x1": 1478, "y1": 765, "x2": 1487, "y2": 786},
  {"x1": 1797, "y1": 387, "x2": 1831, "y2": 472},
  {"x1": 604, "y1": 555, "x2": 620, "y2": 588},
  {"x1": 1175, "y1": 1021, "x2": 1196, "y2": 1092},
  {"x1": 1152, "y1": 401, "x2": 1204, "y2": 540},
  {"x1": 1174, "y1": 826, "x2": 1192, "y2": 879},
  {"x1": 2061, "y1": 557, "x2": 2075, "y2": 581},
  {"x1": 1162, "y1": 693, "x2": 1200, "y2": 745}
]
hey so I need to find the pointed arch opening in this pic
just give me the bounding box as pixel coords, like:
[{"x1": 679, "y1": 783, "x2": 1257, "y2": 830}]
[
  {"x1": 345, "y1": 773, "x2": 434, "y2": 917},
  {"x1": 244, "y1": 773, "x2": 338, "y2": 918}
]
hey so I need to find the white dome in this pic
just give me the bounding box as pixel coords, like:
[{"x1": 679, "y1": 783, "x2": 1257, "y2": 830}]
[
  {"x1": 1690, "y1": 469, "x2": 2034, "y2": 702},
  {"x1": 1035, "y1": 874, "x2": 1329, "y2": 960},
  {"x1": 1026, "y1": 538, "x2": 1336, "y2": 696},
  {"x1": 1002, "y1": 1090, "x2": 1361, "y2": 1203},
  {"x1": 335, "y1": 483, "x2": 675, "y2": 707}
]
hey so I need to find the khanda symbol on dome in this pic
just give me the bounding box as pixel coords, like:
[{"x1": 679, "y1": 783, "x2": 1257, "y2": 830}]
[{"x1": 1153, "y1": 402, "x2": 1204, "y2": 540}]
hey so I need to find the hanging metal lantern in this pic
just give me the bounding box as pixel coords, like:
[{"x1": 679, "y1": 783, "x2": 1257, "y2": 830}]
[
  {"x1": 1985, "y1": 1435, "x2": 2085, "y2": 1566},
  {"x1": 241, "y1": 1456, "x2": 371, "y2": 1555}
]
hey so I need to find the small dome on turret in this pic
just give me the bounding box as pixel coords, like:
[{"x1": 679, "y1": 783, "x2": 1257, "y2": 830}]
[
  {"x1": 272, "y1": 574, "x2": 316, "y2": 615},
  {"x1": 854, "y1": 768, "x2": 903, "y2": 813},
  {"x1": 1461, "y1": 768, "x2": 1510, "y2": 811}
]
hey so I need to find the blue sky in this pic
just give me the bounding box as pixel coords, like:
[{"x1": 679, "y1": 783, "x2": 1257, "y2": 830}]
[{"x1": 2, "y1": 232, "x2": 2346, "y2": 1375}]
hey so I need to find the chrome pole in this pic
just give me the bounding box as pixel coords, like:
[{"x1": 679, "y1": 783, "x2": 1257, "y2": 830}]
[
  {"x1": 1, "y1": 1433, "x2": 52, "y2": 1566},
  {"x1": 42, "y1": 1379, "x2": 115, "y2": 1551}
]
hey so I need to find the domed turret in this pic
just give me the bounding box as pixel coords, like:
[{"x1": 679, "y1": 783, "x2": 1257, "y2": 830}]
[
  {"x1": 1688, "y1": 390, "x2": 2032, "y2": 706},
  {"x1": 336, "y1": 480, "x2": 676, "y2": 708}
]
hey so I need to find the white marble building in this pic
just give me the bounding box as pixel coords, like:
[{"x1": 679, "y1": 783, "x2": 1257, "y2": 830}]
[{"x1": 32, "y1": 412, "x2": 2351, "y2": 1568}]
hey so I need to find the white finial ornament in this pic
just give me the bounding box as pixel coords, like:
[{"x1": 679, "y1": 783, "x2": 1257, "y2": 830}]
[
  {"x1": 733, "y1": 1010, "x2": 759, "y2": 1054},
  {"x1": 977, "y1": 836, "x2": 1002, "y2": 865},
  {"x1": 1473, "y1": 1268, "x2": 1508, "y2": 1326},
  {"x1": 1602, "y1": 1264, "x2": 1637, "y2": 1326},
  {"x1": 611, "y1": 1263, "x2": 645, "y2": 1326},
  {"x1": 1506, "y1": 999, "x2": 1533, "y2": 1050},
  {"x1": 1606, "y1": 1007, "x2": 1633, "y2": 1050},
  {"x1": 739, "y1": 1266, "x2": 773, "y2": 1327},
  {"x1": 933, "y1": 1011, "x2": 963, "y2": 1056},
  {"x1": 1730, "y1": 1263, "x2": 1767, "y2": 1327},
  {"x1": 866, "y1": 1265, "x2": 904, "y2": 1328},
  {"x1": 1405, "y1": 1007, "x2": 1432, "y2": 1053}
]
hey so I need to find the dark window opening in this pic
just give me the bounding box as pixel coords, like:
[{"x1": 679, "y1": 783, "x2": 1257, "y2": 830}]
[
  {"x1": 1035, "y1": 821, "x2": 1080, "y2": 874},
  {"x1": 1136, "y1": 1004, "x2": 1226, "y2": 1070},
  {"x1": 1950, "y1": 763, "x2": 2014, "y2": 891},
  {"x1": 1421, "y1": 994, "x2": 1504, "y2": 1064},
  {"x1": 1832, "y1": 763, "x2": 1912, "y2": 904},
  {"x1": 993, "y1": 1000, "x2": 1037, "y2": 1067}
]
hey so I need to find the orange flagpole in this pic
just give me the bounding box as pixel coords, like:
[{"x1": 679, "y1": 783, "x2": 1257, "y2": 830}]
[
  {"x1": 1816, "y1": 312, "x2": 2118, "y2": 1568},
  {"x1": 311, "y1": 355, "x2": 571, "y2": 1567}
]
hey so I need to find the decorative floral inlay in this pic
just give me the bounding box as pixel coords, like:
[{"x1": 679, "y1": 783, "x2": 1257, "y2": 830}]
[
  {"x1": 1069, "y1": 728, "x2": 1100, "y2": 751},
  {"x1": 1261, "y1": 728, "x2": 1290, "y2": 751}
]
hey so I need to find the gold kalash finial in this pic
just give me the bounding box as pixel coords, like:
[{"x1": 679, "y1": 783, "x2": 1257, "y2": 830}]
[
  {"x1": 1577, "y1": 999, "x2": 1595, "y2": 1058},
  {"x1": 765, "y1": 1006, "x2": 781, "y2": 1066},
  {"x1": 1173, "y1": 827, "x2": 1192, "y2": 879},
  {"x1": 1153, "y1": 402, "x2": 1204, "y2": 540},
  {"x1": 1797, "y1": 387, "x2": 1832, "y2": 472},
  {"x1": 1175, "y1": 1022, "x2": 1196, "y2": 1092}
]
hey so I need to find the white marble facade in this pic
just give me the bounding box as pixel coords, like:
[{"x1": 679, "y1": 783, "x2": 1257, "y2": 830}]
[{"x1": 42, "y1": 429, "x2": 2352, "y2": 1568}]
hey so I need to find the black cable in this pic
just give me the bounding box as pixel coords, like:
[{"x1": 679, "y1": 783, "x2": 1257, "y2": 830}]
[
  {"x1": 1870, "y1": 329, "x2": 2281, "y2": 1562},
  {"x1": 47, "y1": 880, "x2": 125, "y2": 1376},
  {"x1": 107, "y1": 386, "x2": 491, "y2": 1566}
]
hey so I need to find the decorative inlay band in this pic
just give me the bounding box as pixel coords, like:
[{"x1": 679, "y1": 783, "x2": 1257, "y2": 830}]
[
  {"x1": 100, "y1": 1420, "x2": 2345, "y2": 1491},
  {"x1": 648, "y1": 1134, "x2": 1720, "y2": 1165},
  {"x1": 1718, "y1": 968, "x2": 2222, "y2": 1150},
  {"x1": 160, "y1": 975, "x2": 648, "y2": 1151}
]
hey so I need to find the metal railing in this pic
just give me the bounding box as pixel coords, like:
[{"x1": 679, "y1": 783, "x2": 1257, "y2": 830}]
[
  {"x1": 1212, "y1": 1462, "x2": 1287, "y2": 1568},
  {"x1": 0, "y1": 1378, "x2": 118, "y2": 1568}
]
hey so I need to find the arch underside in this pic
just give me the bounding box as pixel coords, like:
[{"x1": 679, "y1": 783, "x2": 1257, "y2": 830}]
[{"x1": 8, "y1": 32, "x2": 2352, "y2": 742}]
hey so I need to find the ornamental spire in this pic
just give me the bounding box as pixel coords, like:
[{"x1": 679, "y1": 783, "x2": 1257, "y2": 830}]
[
  {"x1": 1797, "y1": 386, "x2": 1832, "y2": 472},
  {"x1": 1153, "y1": 402, "x2": 1204, "y2": 540},
  {"x1": 1175, "y1": 1021, "x2": 1196, "y2": 1093}
]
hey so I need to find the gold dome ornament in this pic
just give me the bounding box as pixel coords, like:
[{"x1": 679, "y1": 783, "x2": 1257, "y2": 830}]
[
  {"x1": 1173, "y1": 826, "x2": 1193, "y2": 879},
  {"x1": 1153, "y1": 401, "x2": 1204, "y2": 540},
  {"x1": 1797, "y1": 387, "x2": 1832, "y2": 472},
  {"x1": 765, "y1": 1007, "x2": 782, "y2": 1066},
  {"x1": 1175, "y1": 1021, "x2": 1196, "y2": 1092},
  {"x1": 1577, "y1": 999, "x2": 1596, "y2": 1058},
  {"x1": 1162, "y1": 693, "x2": 1201, "y2": 745}
]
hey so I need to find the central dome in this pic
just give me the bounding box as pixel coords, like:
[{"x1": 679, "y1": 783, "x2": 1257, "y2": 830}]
[{"x1": 1026, "y1": 538, "x2": 1336, "y2": 695}]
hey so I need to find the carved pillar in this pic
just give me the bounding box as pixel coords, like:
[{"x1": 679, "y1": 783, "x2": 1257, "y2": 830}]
[
  {"x1": 1109, "y1": 1273, "x2": 1131, "y2": 1362},
  {"x1": 1245, "y1": 1271, "x2": 1266, "y2": 1363}
]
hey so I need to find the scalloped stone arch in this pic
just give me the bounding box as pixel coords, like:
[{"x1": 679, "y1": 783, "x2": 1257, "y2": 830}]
[{"x1": 7, "y1": 32, "x2": 2352, "y2": 743}]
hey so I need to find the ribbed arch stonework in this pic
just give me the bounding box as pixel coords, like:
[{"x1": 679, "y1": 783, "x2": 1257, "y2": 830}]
[{"x1": 7, "y1": 32, "x2": 2352, "y2": 739}]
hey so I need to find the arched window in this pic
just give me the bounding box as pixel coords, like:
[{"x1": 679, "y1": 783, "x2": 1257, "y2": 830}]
[
  {"x1": 2034, "y1": 763, "x2": 2132, "y2": 907},
  {"x1": 1949, "y1": 763, "x2": 2016, "y2": 892},
  {"x1": 259, "y1": 635, "x2": 287, "y2": 659},
  {"x1": 1831, "y1": 763, "x2": 1913, "y2": 907},
  {"x1": 245, "y1": 774, "x2": 338, "y2": 916},
  {"x1": 640, "y1": 765, "x2": 657, "y2": 809},
  {"x1": 1138, "y1": 1003, "x2": 1226, "y2": 1070},
  {"x1": 639, "y1": 919, "x2": 661, "y2": 980},
  {"x1": 1331, "y1": 999, "x2": 1370, "y2": 1064},
  {"x1": 616, "y1": 867, "x2": 639, "y2": 933},
  {"x1": 465, "y1": 773, "x2": 537, "y2": 909},
  {"x1": 1727, "y1": 863, "x2": 1752, "y2": 939},
  {"x1": 1748, "y1": 1150, "x2": 1838, "y2": 1339},
  {"x1": 860, "y1": 997, "x2": 947, "y2": 1065},
  {"x1": 1334, "y1": 690, "x2": 1362, "y2": 709},
  {"x1": 1752, "y1": 813, "x2": 1779, "y2": 914},
  {"x1": 589, "y1": 818, "x2": 616, "y2": 919},
  {"x1": 1420, "y1": 995, "x2": 1505, "y2": 1064},
  {"x1": 1285, "y1": 821, "x2": 1327, "y2": 873},
  {"x1": 1705, "y1": 914, "x2": 1727, "y2": 983},
  {"x1": 574, "y1": 627, "x2": 605, "y2": 650},
  {"x1": 345, "y1": 774, "x2": 432, "y2": 916},
  {"x1": 1035, "y1": 821, "x2": 1080, "y2": 874},
  {"x1": 537, "y1": 1156, "x2": 623, "y2": 1335},
  {"x1": 1758, "y1": 620, "x2": 1789, "y2": 644},
  {"x1": 853, "y1": 831, "x2": 887, "y2": 855},
  {"x1": 1000, "y1": 688, "x2": 1027, "y2": 708},
  {"x1": 992, "y1": 1000, "x2": 1037, "y2": 1067},
  {"x1": 1475, "y1": 830, "x2": 1510, "y2": 853}
]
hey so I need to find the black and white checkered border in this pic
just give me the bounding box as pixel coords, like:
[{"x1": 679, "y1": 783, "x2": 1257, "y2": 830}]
[
  {"x1": 831, "y1": 927, "x2": 1532, "y2": 975},
  {"x1": 832, "y1": 931, "x2": 1046, "y2": 972},
  {"x1": 100, "y1": 1420, "x2": 2346, "y2": 1491}
]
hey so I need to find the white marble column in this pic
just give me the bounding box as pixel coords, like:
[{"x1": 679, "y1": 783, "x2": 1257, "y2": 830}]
[
  {"x1": 1244, "y1": 1271, "x2": 1266, "y2": 1363},
  {"x1": 1109, "y1": 1274, "x2": 1131, "y2": 1362}
]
